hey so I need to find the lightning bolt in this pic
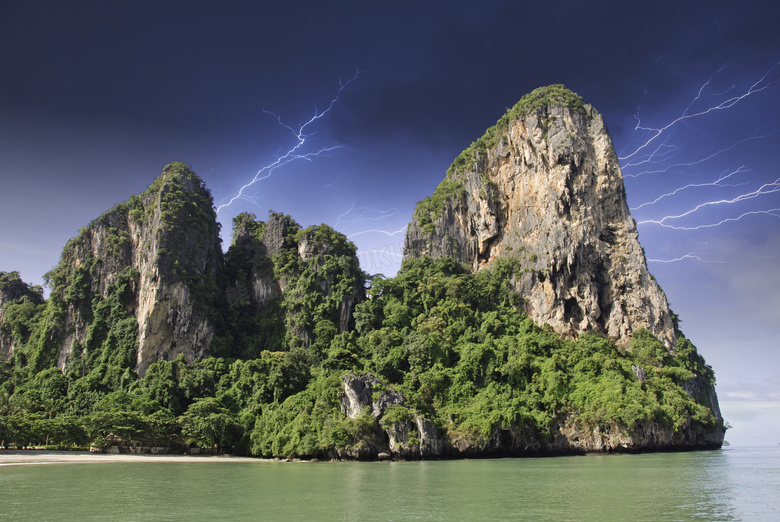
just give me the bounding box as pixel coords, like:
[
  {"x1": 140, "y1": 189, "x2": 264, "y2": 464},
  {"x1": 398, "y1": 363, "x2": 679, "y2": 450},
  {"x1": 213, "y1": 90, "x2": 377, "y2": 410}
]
[
  {"x1": 630, "y1": 166, "x2": 750, "y2": 211},
  {"x1": 647, "y1": 253, "x2": 727, "y2": 264},
  {"x1": 619, "y1": 61, "x2": 780, "y2": 163},
  {"x1": 356, "y1": 241, "x2": 406, "y2": 274},
  {"x1": 332, "y1": 199, "x2": 405, "y2": 237},
  {"x1": 330, "y1": 199, "x2": 409, "y2": 275},
  {"x1": 215, "y1": 70, "x2": 359, "y2": 213},
  {"x1": 636, "y1": 177, "x2": 780, "y2": 228},
  {"x1": 335, "y1": 200, "x2": 401, "y2": 228},
  {"x1": 623, "y1": 132, "x2": 774, "y2": 178},
  {"x1": 640, "y1": 208, "x2": 780, "y2": 231},
  {"x1": 347, "y1": 226, "x2": 408, "y2": 239},
  {"x1": 621, "y1": 136, "x2": 678, "y2": 169},
  {"x1": 230, "y1": 194, "x2": 267, "y2": 210},
  {"x1": 620, "y1": 60, "x2": 780, "y2": 269}
]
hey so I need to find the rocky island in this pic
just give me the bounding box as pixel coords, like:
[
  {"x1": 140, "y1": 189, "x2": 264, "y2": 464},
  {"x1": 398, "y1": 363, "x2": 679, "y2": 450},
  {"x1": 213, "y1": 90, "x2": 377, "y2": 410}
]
[{"x1": 0, "y1": 86, "x2": 724, "y2": 458}]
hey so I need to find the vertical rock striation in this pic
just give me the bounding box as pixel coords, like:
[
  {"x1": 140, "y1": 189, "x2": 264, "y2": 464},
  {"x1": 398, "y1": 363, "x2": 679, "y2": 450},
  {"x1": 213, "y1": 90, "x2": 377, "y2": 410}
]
[
  {"x1": 399, "y1": 86, "x2": 724, "y2": 453},
  {"x1": 11, "y1": 167, "x2": 365, "y2": 376},
  {"x1": 405, "y1": 85, "x2": 675, "y2": 349}
]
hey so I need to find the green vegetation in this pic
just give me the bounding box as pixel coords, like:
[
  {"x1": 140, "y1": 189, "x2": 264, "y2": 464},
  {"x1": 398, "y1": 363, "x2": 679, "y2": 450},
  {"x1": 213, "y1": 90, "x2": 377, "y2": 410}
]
[
  {"x1": 413, "y1": 178, "x2": 465, "y2": 234},
  {"x1": 0, "y1": 161, "x2": 721, "y2": 457},
  {"x1": 349, "y1": 257, "x2": 717, "y2": 446},
  {"x1": 447, "y1": 84, "x2": 586, "y2": 179},
  {"x1": 217, "y1": 212, "x2": 365, "y2": 361},
  {"x1": 1, "y1": 249, "x2": 720, "y2": 456},
  {"x1": 0, "y1": 272, "x2": 45, "y2": 354}
]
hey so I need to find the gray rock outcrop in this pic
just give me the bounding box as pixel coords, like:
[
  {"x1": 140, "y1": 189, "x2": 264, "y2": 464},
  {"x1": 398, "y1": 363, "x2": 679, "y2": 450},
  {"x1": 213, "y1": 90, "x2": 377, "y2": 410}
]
[
  {"x1": 340, "y1": 372, "x2": 443, "y2": 458},
  {"x1": 338, "y1": 370, "x2": 722, "y2": 459}
]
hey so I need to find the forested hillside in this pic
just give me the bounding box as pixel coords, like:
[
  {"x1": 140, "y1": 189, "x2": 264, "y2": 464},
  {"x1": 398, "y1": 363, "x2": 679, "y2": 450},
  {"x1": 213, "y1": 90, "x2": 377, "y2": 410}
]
[
  {"x1": 0, "y1": 254, "x2": 722, "y2": 456},
  {"x1": 0, "y1": 87, "x2": 725, "y2": 457}
]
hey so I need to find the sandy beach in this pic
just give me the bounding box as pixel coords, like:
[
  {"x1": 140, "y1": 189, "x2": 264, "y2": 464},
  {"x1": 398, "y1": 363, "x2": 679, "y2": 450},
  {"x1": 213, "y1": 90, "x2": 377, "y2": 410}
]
[{"x1": 0, "y1": 450, "x2": 264, "y2": 466}]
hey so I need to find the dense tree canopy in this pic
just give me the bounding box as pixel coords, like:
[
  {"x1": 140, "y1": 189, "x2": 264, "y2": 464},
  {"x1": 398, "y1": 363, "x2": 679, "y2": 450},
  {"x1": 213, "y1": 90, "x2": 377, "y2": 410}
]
[{"x1": 0, "y1": 237, "x2": 720, "y2": 456}]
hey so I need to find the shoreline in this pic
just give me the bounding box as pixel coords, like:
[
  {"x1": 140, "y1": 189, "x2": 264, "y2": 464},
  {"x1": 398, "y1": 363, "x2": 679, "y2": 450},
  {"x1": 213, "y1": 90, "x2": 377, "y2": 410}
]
[
  {"x1": 1, "y1": 445, "x2": 738, "y2": 466},
  {"x1": 0, "y1": 449, "x2": 267, "y2": 466}
]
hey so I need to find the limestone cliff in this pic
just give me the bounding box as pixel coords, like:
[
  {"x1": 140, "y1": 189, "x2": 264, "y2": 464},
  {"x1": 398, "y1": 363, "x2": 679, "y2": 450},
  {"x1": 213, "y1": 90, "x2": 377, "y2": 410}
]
[
  {"x1": 222, "y1": 211, "x2": 365, "y2": 357},
  {"x1": 405, "y1": 85, "x2": 675, "y2": 349},
  {"x1": 46, "y1": 162, "x2": 222, "y2": 375},
  {"x1": 224, "y1": 212, "x2": 287, "y2": 313},
  {"x1": 3, "y1": 165, "x2": 365, "y2": 376},
  {"x1": 0, "y1": 90, "x2": 724, "y2": 458}
]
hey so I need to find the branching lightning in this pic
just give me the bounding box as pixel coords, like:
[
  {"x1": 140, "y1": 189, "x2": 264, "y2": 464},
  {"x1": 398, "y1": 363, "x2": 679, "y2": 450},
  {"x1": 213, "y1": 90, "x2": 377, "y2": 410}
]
[
  {"x1": 330, "y1": 199, "x2": 409, "y2": 274},
  {"x1": 335, "y1": 200, "x2": 401, "y2": 227},
  {"x1": 216, "y1": 71, "x2": 359, "y2": 213},
  {"x1": 630, "y1": 166, "x2": 750, "y2": 210},
  {"x1": 211, "y1": 70, "x2": 407, "y2": 277},
  {"x1": 620, "y1": 61, "x2": 780, "y2": 265},
  {"x1": 623, "y1": 132, "x2": 774, "y2": 177},
  {"x1": 619, "y1": 61, "x2": 780, "y2": 163},
  {"x1": 635, "y1": 176, "x2": 780, "y2": 229},
  {"x1": 621, "y1": 136, "x2": 678, "y2": 169},
  {"x1": 640, "y1": 207, "x2": 780, "y2": 231},
  {"x1": 620, "y1": 62, "x2": 780, "y2": 263}
]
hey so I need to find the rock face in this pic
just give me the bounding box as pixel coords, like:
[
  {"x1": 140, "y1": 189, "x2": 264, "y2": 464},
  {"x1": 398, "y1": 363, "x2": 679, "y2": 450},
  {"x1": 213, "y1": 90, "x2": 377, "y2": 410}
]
[
  {"x1": 224, "y1": 212, "x2": 365, "y2": 354},
  {"x1": 0, "y1": 89, "x2": 723, "y2": 460},
  {"x1": 225, "y1": 212, "x2": 288, "y2": 313},
  {"x1": 405, "y1": 86, "x2": 675, "y2": 349},
  {"x1": 553, "y1": 415, "x2": 725, "y2": 454},
  {"x1": 50, "y1": 162, "x2": 223, "y2": 375},
  {"x1": 340, "y1": 372, "x2": 443, "y2": 459}
]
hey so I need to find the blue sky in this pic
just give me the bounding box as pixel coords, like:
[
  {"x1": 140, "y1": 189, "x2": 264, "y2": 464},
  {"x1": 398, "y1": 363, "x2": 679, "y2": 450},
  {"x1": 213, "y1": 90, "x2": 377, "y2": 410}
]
[{"x1": 1, "y1": 1, "x2": 778, "y2": 445}]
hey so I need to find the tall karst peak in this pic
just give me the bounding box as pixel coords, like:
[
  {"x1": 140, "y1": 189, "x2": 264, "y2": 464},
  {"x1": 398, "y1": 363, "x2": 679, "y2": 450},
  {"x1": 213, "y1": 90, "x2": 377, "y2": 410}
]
[
  {"x1": 404, "y1": 85, "x2": 675, "y2": 348},
  {"x1": 44, "y1": 162, "x2": 223, "y2": 376}
]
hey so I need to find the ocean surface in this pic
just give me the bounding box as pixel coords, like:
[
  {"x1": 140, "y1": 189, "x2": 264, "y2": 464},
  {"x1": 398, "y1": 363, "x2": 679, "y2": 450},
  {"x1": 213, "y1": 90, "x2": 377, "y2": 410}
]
[{"x1": 1, "y1": 447, "x2": 778, "y2": 520}]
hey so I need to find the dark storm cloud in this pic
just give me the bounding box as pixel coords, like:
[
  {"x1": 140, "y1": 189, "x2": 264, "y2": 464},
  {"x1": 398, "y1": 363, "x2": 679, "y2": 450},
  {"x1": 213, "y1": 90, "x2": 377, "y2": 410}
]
[
  {"x1": 324, "y1": 1, "x2": 779, "y2": 154},
  {"x1": 3, "y1": 1, "x2": 772, "y2": 147},
  {"x1": 1, "y1": 2, "x2": 355, "y2": 128}
]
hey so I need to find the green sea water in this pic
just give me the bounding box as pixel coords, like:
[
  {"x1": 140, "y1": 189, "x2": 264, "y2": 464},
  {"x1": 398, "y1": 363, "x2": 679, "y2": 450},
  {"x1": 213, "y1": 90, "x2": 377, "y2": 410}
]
[{"x1": 1, "y1": 447, "x2": 778, "y2": 521}]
